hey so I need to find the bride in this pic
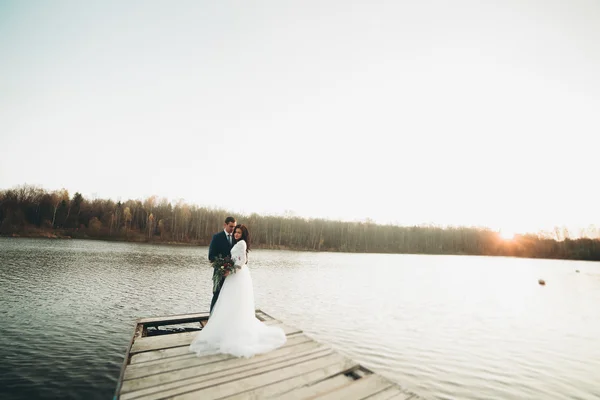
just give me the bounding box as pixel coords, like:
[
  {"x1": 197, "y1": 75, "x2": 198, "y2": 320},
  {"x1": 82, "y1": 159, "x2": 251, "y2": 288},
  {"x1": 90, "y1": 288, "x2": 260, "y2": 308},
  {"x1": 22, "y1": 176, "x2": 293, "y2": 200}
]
[{"x1": 189, "y1": 224, "x2": 287, "y2": 358}]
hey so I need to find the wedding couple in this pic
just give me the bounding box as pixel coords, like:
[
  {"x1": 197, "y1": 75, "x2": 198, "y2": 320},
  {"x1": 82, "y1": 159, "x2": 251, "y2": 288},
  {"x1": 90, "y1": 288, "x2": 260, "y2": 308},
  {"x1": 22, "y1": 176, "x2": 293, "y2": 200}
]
[{"x1": 189, "y1": 217, "x2": 286, "y2": 358}]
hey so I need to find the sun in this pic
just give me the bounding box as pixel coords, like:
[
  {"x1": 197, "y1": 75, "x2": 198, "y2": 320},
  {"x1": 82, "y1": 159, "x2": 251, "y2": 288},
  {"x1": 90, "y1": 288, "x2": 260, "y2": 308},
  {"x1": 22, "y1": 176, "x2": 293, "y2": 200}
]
[{"x1": 499, "y1": 230, "x2": 515, "y2": 240}]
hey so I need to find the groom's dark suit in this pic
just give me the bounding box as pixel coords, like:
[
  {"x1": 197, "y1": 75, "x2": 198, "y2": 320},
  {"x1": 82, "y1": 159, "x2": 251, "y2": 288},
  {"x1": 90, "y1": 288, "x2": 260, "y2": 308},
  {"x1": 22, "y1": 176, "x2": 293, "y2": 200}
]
[{"x1": 208, "y1": 230, "x2": 235, "y2": 313}]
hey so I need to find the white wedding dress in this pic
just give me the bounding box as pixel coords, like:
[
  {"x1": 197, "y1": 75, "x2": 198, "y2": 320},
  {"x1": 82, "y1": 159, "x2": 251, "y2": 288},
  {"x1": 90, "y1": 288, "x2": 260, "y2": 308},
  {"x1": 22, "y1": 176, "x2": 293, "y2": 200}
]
[{"x1": 189, "y1": 240, "x2": 287, "y2": 358}]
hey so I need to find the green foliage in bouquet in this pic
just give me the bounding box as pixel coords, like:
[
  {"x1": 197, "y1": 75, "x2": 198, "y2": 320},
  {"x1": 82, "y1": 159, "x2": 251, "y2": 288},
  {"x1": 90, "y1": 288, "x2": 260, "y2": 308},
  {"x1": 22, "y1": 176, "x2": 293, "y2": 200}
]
[{"x1": 211, "y1": 255, "x2": 241, "y2": 293}]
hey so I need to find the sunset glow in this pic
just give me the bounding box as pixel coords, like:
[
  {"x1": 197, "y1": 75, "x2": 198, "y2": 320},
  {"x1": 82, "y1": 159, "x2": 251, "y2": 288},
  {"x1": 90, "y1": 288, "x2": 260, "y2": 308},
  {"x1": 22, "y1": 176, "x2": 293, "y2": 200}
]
[{"x1": 499, "y1": 230, "x2": 515, "y2": 240}]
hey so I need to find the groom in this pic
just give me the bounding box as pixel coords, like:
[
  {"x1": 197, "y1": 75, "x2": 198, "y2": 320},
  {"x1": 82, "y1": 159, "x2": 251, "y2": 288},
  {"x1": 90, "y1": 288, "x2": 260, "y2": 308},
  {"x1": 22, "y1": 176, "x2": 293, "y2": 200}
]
[{"x1": 208, "y1": 216, "x2": 237, "y2": 313}]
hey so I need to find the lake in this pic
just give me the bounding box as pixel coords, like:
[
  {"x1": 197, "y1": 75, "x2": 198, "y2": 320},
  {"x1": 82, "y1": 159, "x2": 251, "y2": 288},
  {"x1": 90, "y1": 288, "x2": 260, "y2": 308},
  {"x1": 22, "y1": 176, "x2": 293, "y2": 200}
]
[{"x1": 1, "y1": 237, "x2": 599, "y2": 399}]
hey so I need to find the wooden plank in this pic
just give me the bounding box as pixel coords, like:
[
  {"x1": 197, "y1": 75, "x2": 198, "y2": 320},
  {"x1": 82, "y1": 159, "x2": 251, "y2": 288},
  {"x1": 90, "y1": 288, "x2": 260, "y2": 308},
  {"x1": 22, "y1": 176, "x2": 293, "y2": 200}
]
[
  {"x1": 312, "y1": 374, "x2": 394, "y2": 400},
  {"x1": 121, "y1": 344, "x2": 330, "y2": 397},
  {"x1": 113, "y1": 323, "x2": 140, "y2": 400},
  {"x1": 262, "y1": 318, "x2": 282, "y2": 326},
  {"x1": 138, "y1": 312, "x2": 210, "y2": 325},
  {"x1": 130, "y1": 344, "x2": 196, "y2": 365},
  {"x1": 124, "y1": 335, "x2": 317, "y2": 381},
  {"x1": 138, "y1": 310, "x2": 273, "y2": 326},
  {"x1": 122, "y1": 343, "x2": 326, "y2": 395},
  {"x1": 129, "y1": 331, "x2": 306, "y2": 365},
  {"x1": 128, "y1": 333, "x2": 311, "y2": 370},
  {"x1": 171, "y1": 352, "x2": 350, "y2": 400},
  {"x1": 224, "y1": 359, "x2": 359, "y2": 400},
  {"x1": 255, "y1": 310, "x2": 275, "y2": 321},
  {"x1": 134, "y1": 324, "x2": 144, "y2": 339},
  {"x1": 125, "y1": 340, "x2": 321, "y2": 384},
  {"x1": 364, "y1": 386, "x2": 415, "y2": 400},
  {"x1": 121, "y1": 348, "x2": 336, "y2": 400},
  {"x1": 130, "y1": 323, "x2": 300, "y2": 354},
  {"x1": 116, "y1": 312, "x2": 423, "y2": 400},
  {"x1": 280, "y1": 374, "x2": 353, "y2": 399},
  {"x1": 130, "y1": 332, "x2": 198, "y2": 354},
  {"x1": 391, "y1": 394, "x2": 418, "y2": 400}
]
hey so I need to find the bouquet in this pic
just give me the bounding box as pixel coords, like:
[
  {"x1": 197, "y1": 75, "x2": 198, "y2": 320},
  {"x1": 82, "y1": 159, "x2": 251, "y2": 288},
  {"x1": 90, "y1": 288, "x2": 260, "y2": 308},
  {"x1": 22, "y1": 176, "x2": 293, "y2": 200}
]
[{"x1": 211, "y1": 255, "x2": 241, "y2": 293}]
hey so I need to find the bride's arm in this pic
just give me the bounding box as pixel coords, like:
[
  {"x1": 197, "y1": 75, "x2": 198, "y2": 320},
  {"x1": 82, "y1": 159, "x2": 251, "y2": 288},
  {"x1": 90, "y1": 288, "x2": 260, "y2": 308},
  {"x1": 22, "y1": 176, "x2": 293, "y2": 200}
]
[{"x1": 234, "y1": 241, "x2": 247, "y2": 266}]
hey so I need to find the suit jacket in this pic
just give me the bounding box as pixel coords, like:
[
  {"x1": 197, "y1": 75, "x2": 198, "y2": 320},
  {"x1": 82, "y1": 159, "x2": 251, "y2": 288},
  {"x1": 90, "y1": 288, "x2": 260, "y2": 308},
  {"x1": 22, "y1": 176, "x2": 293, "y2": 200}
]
[{"x1": 208, "y1": 231, "x2": 234, "y2": 262}]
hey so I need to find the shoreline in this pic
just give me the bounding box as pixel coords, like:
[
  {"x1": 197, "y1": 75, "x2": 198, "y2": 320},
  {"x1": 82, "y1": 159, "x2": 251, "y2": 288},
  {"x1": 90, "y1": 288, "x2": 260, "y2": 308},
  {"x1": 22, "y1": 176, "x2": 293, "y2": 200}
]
[
  {"x1": 0, "y1": 230, "x2": 304, "y2": 251},
  {"x1": 2, "y1": 230, "x2": 598, "y2": 262}
]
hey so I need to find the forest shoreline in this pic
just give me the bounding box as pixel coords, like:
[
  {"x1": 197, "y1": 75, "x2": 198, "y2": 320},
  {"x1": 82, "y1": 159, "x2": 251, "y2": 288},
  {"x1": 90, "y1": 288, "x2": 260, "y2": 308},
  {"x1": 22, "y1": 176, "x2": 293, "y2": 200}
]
[
  {"x1": 0, "y1": 227, "x2": 311, "y2": 251},
  {"x1": 2, "y1": 185, "x2": 599, "y2": 262},
  {"x1": 2, "y1": 226, "x2": 597, "y2": 262}
]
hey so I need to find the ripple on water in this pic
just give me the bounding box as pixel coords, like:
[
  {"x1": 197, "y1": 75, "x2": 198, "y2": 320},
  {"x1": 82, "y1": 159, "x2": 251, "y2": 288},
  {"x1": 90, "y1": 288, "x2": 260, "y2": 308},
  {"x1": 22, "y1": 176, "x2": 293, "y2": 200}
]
[{"x1": 1, "y1": 238, "x2": 600, "y2": 400}]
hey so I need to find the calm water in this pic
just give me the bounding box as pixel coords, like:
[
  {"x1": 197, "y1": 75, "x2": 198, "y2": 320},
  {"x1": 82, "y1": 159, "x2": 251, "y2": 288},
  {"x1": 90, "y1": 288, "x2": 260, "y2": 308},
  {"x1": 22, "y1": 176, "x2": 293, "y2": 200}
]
[{"x1": 1, "y1": 237, "x2": 599, "y2": 400}]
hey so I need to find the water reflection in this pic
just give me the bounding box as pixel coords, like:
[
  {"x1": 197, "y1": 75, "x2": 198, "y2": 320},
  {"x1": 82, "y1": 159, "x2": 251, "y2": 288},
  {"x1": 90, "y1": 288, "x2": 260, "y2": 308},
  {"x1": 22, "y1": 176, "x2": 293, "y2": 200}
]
[{"x1": 0, "y1": 238, "x2": 599, "y2": 400}]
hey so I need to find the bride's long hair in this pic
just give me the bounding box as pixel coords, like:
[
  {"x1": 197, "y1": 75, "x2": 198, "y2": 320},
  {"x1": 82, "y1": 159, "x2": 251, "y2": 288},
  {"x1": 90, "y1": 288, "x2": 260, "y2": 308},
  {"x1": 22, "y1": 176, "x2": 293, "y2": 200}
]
[{"x1": 234, "y1": 224, "x2": 251, "y2": 254}]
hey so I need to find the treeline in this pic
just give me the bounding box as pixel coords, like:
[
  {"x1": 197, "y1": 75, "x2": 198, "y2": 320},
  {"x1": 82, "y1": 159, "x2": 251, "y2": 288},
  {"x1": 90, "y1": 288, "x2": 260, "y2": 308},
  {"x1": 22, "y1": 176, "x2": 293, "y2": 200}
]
[{"x1": 1, "y1": 185, "x2": 599, "y2": 261}]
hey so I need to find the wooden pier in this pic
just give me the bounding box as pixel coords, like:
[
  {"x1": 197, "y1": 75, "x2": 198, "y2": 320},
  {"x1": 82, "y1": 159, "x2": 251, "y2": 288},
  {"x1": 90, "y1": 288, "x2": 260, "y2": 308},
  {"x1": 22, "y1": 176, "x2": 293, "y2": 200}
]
[{"x1": 114, "y1": 310, "x2": 422, "y2": 399}]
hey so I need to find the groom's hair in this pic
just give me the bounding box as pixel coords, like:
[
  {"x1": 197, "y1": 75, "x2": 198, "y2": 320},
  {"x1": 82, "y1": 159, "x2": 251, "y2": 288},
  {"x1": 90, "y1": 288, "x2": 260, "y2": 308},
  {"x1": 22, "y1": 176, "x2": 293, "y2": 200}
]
[{"x1": 224, "y1": 216, "x2": 236, "y2": 224}]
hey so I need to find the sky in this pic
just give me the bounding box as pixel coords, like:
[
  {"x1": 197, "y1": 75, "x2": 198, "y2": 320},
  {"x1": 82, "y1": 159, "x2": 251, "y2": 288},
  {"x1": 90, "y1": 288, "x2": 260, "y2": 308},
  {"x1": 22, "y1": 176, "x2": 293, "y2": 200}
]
[{"x1": 1, "y1": 0, "x2": 599, "y2": 236}]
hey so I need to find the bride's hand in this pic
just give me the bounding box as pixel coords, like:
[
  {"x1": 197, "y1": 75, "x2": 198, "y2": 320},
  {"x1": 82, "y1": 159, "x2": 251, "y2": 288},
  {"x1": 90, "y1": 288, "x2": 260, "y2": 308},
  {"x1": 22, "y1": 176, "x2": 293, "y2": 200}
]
[{"x1": 224, "y1": 271, "x2": 230, "y2": 277}]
